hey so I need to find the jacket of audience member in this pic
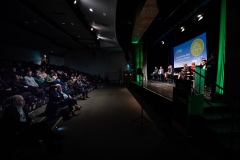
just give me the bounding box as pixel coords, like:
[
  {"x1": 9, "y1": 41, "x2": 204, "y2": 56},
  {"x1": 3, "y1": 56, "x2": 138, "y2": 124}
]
[{"x1": 2, "y1": 104, "x2": 32, "y2": 135}]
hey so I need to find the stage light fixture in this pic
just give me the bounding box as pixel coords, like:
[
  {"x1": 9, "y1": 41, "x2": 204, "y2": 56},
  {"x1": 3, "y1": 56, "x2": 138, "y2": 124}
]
[
  {"x1": 180, "y1": 27, "x2": 185, "y2": 32},
  {"x1": 198, "y1": 15, "x2": 203, "y2": 21},
  {"x1": 161, "y1": 41, "x2": 164, "y2": 44}
]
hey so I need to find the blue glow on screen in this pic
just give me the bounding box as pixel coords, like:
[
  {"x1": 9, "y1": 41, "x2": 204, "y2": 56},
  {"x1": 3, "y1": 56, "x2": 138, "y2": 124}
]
[{"x1": 173, "y1": 32, "x2": 207, "y2": 68}]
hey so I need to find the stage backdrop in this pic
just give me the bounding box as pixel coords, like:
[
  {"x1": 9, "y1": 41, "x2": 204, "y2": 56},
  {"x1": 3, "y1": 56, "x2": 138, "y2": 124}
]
[{"x1": 173, "y1": 32, "x2": 208, "y2": 68}]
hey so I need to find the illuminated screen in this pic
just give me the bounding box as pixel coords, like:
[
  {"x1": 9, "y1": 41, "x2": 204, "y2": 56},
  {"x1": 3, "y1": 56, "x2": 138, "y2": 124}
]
[{"x1": 173, "y1": 32, "x2": 207, "y2": 68}]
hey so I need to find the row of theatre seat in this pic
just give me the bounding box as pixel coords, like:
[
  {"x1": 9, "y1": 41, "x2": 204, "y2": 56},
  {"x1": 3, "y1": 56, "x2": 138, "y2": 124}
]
[
  {"x1": 0, "y1": 82, "x2": 96, "y2": 115},
  {"x1": 0, "y1": 81, "x2": 97, "y2": 156}
]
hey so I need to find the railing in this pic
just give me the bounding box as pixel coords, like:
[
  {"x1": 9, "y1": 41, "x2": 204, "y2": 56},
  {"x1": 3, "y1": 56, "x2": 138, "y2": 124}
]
[{"x1": 191, "y1": 67, "x2": 238, "y2": 151}]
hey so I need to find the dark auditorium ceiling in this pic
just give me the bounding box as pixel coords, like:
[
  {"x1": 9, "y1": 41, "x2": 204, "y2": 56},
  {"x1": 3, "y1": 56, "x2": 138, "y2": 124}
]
[{"x1": 0, "y1": 0, "x2": 215, "y2": 56}]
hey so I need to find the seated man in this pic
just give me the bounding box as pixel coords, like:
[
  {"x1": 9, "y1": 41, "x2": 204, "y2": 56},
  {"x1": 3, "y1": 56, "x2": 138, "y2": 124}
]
[
  {"x1": 48, "y1": 85, "x2": 79, "y2": 117},
  {"x1": 24, "y1": 70, "x2": 40, "y2": 88},
  {"x1": 1, "y1": 95, "x2": 65, "y2": 150},
  {"x1": 56, "y1": 84, "x2": 81, "y2": 111},
  {"x1": 73, "y1": 80, "x2": 90, "y2": 100},
  {"x1": 24, "y1": 70, "x2": 45, "y2": 98},
  {"x1": 0, "y1": 75, "x2": 16, "y2": 102},
  {"x1": 157, "y1": 66, "x2": 164, "y2": 81},
  {"x1": 11, "y1": 74, "x2": 36, "y2": 94},
  {"x1": 33, "y1": 70, "x2": 45, "y2": 87},
  {"x1": 150, "y1": 66, "x2": 158, "y2": 80},
  {"x1": 164, "y1": 65, "x2": 173, "y2": 81}
]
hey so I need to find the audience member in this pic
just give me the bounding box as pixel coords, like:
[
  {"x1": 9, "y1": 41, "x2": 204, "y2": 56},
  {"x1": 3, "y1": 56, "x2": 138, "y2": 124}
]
[
  {"x1": 45, "y1": 71, "x2": 56, "y2": 85},
  {"x1": 23, "y1": 70, "x2": 45, "y2": 97},
  {"x1": 15, "y1": 62, "x2": 25, "y2": 77},
  {"x1": 0, "y1": 75, "x2": 15, "y2": 102},
  {"x1": 33, "y1": 70, "x2": 45, "y2": 87},
  {"x1": 1, "y1": 95, "x2": 65, "y2": 149},
  {"x1": 56, "y1": 84, "x2": 82, "y2": 111},
  {"x1": 48, "y1": 85, "x2": 79, "y2": 116},
  {"x1": 11, "y1": 74, "x2": 36, "y2": 94},
  {"x1": 73, "y1": 80, "x2": 89, "y2": 100}
]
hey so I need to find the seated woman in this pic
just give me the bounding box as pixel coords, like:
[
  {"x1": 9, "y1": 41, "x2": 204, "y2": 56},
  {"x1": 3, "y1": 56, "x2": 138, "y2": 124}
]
[
  {"x1": 164, "y1": 65, "x2": 173, "y2": 81},
  {"x1": 73, "y1": 80, "x2": 89, "y2": 100},
  {"x1": 178, "y1": 63, "x2": 189, "y2": 80}
]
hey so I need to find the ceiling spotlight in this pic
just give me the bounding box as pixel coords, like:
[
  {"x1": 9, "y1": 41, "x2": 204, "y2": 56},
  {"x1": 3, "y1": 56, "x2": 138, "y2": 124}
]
[
  {"x1": 180, "y1": 27, "x2": 185, "y2": 32},
  {"x1": 91, "y1": 28, "x2": 93, "y2": 31},
  {"x1": 198, "y1": 15, "x2": 203, "y2": 21},
  {"x1": 74, "y1": 0, "x2": 77, "y2": 5},
  {"x1": 89, "y1": 8, "x2": 93, "y2": 12},
  {"x1": 161, "y1": 41, "x2": 164, "y2": 44}
]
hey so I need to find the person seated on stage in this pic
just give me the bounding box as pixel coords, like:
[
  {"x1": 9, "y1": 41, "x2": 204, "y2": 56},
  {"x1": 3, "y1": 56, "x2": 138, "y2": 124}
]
[
  {"x1": 1, "y1": 94, "x2": 65, "y2": 149},
  {"x1": 177, "y1": 63, "x2": 189, "y2": 80},
  {"x1": 164, "y1": 65, "x2": 173, "y2": 81},
  {"x1": 150, "y1": 66, "x2": 158, "y2": 80},
  {"x1": 157, "y1": 66, "x2": 164, "y2": 81}
]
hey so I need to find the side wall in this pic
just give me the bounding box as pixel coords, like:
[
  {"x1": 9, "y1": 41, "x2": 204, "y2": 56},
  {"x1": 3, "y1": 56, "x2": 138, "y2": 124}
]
[{"x1": 64, "y1": 49, "x2": 128, "y2": 81}]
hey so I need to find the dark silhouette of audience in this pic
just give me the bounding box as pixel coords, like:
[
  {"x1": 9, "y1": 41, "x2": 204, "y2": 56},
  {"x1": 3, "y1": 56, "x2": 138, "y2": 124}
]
[{"x1": 1, "y1": 95, "x2": 65, "y2": 153}]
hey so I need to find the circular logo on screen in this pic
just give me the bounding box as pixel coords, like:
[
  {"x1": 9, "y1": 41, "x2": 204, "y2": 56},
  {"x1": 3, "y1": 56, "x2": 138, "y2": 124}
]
[{"x1": 190, "y1": 38, "x2": 204, "y2": 56}]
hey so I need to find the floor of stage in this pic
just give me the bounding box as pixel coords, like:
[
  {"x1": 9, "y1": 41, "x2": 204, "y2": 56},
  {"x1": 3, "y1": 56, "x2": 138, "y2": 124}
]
[{"x1": 133, "y1": 80, "x2": 213, "y2": 102}]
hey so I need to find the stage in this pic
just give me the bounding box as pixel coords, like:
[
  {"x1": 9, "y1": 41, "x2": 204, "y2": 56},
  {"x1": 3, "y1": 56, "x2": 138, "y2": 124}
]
[
  {"x1": 132, "y1": 80, "x2": 175, "y2": 101},
  {"x1": 130, "y1": 79, "x2": 213, "y2": 101},
  {"x1": 129, "y1": 79, "x2": 215, "y2": 124}
]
